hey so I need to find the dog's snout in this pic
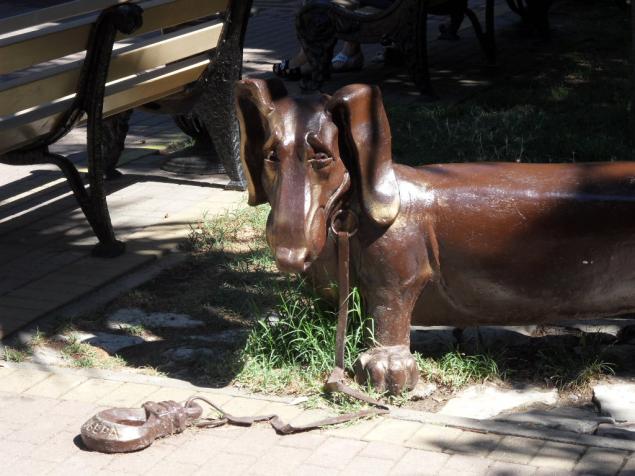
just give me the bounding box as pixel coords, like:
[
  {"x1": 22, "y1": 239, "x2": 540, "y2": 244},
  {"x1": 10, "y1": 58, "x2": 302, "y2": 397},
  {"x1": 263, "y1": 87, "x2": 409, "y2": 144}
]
[{"x1": 275, "y1": 247, "x2": 310, "y2": 273}]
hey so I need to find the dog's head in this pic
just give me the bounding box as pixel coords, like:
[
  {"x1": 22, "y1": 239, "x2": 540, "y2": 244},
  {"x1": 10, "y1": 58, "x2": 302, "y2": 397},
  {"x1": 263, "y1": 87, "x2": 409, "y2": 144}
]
[{"x1": 235, "y1": 78, "x2": 400, "y2": 273}]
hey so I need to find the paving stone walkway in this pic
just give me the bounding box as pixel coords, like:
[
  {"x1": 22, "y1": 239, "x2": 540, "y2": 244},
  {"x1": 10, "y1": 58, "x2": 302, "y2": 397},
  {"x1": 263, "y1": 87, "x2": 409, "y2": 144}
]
[{"x1": 1, "y1": 363, "x2": 634, "y2": 475}]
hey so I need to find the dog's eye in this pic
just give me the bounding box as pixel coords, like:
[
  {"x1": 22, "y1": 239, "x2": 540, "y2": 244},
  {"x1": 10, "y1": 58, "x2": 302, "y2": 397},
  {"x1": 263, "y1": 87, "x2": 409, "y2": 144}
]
[
  {"x1": 309, "y1": 153, "x2": 334, "y2": 171},
  {"x1": 265, "y1": 150, "x2": 279, "y2": 163}
]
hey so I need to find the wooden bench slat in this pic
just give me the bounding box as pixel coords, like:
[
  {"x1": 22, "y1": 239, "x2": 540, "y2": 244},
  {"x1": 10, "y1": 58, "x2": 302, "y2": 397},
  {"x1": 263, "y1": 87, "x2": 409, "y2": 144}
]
[
  {"x1": 0, "y1": 21, "x2": 223, "y2": 117},
  {"x1": 0, "y1": 0, "x2": 229, "y2": 75},
  {"x1": 103, "y1": 57, "x2": 209, "y2": 116},
  {"x1": 0, "y1": 55, "x2": 209, "y2": 154},
  {"x1": 0, "y1": 0, "x2": 173, "y2": 45},
  {"x1": 0, "y1": 0, "x2": 130, "y2": 37}
]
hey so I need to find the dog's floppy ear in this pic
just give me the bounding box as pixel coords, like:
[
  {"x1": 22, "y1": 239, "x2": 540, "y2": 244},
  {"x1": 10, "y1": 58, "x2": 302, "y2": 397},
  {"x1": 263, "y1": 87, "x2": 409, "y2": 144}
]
[
  {"x1": 327, "y1": 84, "x2": 400, "y2": 226},
  {"x1": 235, "y1": 78, "x2": 287, "y2": 205}
]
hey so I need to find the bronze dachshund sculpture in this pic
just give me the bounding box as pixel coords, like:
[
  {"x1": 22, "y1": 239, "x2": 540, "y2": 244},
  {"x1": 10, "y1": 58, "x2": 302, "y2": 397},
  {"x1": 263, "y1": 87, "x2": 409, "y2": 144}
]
[{"x1": 235, "y1": 78, "x2": 635, "y2": 395}]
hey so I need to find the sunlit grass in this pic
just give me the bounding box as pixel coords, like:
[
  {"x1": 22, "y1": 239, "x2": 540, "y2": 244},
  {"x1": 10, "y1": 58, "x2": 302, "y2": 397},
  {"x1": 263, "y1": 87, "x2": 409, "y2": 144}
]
[
  {"x1": 2, "y1": 346, "x2": 29, "y2": 363},
  {"x1": 235, "y1": 284, "x2": 374, "y2": 396},
  {"x1": 416, "y1": 350, "x2": 503, "y2": 389}
]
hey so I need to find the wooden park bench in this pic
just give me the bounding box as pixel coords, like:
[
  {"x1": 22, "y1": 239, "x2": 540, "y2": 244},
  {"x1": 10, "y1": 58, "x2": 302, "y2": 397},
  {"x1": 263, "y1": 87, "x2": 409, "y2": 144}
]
[
  {"x1": 0, "y1": 0, "x2": 253, "y2": 258},
  {"x1": 296, "y1": 0, "x2": 496, "y2": 96}
]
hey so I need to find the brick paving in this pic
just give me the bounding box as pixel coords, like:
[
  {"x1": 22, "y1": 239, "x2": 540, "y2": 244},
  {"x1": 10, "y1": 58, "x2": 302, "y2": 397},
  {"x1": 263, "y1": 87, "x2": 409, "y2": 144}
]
[{"x1": 0, "y1": 364, "x2": 634, "y2": 475}]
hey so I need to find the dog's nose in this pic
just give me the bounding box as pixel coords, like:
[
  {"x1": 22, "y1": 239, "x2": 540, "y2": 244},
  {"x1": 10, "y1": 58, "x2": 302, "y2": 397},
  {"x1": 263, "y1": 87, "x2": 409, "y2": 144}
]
[{"x1": 275, "y1": 247, "x2": 310, "y2": 273}]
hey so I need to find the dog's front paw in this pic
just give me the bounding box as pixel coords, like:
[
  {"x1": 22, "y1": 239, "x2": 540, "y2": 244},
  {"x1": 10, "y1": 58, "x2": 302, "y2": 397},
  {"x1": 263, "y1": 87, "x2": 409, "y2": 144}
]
[{"x1": 354, "y1": 345, "x2": 419, "y2": 395}]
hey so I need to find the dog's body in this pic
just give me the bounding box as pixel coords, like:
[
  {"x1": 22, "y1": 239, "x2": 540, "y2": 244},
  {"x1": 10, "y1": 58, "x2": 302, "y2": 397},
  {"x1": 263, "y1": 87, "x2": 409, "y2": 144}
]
[
  {"x1": 310, "y1": 162, "x2": 635, "y2": 330},
  {"x1": 236, "y1": 78, "x2": 635, "y2": 394}
]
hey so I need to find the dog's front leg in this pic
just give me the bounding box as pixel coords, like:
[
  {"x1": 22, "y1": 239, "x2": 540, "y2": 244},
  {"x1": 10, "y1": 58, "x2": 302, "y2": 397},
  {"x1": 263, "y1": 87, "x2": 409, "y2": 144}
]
[{"x1": 354, "y1": 268, "x2": 431, "y2": 395}]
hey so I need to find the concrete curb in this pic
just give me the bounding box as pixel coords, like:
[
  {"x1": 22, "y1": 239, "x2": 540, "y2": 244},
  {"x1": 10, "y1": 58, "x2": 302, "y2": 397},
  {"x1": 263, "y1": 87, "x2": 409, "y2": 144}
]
[
  {"x1": 3, "y1": 361, "x2": 634, "y2": 453},
  {"x1": 392, "y1": 408, "x2": 635, "y2": 453},
  {"x1": 0, "y1": 360, "x2": 292, "y2": 404}
]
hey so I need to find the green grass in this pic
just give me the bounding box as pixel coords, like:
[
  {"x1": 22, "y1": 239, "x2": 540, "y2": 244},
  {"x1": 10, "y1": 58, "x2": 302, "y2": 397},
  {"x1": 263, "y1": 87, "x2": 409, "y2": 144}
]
[
  {"x1": 535, "y1": 344, "x2": 615, "y2": 390},
  {"x1": 61, "y1": 336, "x2": 100, "y2": 368},
  {"x1": 60, "y1": 335, "x2": 126, "y2": 369},
  {"x1": 123, "y1": 324, "x2": 147, "y2": 337},
  {"x1": 188, "y1": 205, "x2": 270, "y2": 255},
  {"x1": 2, "y1": 346, "x2": 29, "y2": 363},
  {"x1": 235, "y1": 284, "x2": 374, "y2": 395},
  {"x1": 29, "y1": 328, "x2": 46, "y2": 347},
  {"x1": 388, "y1": 1, "x2": 631, "y2": 166},
  {"x1": 389, "y1": 95, "x2": 630, "y2": 166},
  {"x1": 412, "y1": 343, "x2": 613, "y2": 392},
  {"x1": 0, "y1": 329, "x2": 46, "y2": 363},
  {"x1": 416, "y1": 349, "x2": 503, "y2": 389}
]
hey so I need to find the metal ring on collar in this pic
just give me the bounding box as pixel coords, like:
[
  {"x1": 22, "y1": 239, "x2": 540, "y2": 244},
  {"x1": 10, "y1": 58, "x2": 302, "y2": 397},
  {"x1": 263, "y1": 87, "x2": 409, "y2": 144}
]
[{"x1": 330, "y1": 209, "x2": 358, "y2": 236}]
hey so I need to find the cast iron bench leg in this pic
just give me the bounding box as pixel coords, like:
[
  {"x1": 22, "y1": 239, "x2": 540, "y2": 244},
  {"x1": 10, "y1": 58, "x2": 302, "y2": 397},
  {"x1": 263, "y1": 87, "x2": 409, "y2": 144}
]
[
  {"x1": 79, "y1": 5, "x2": 143, "y2": 257},
  {"x1": 46, "y1": 152, "x2": 124, "y2": 257},
  {"x1": 103, "y1": 110, "x2": 133, "y2": 180},
  {"x1": 405, "y1": 2, "x2": 435, "y2": 98},
  {"x1": 199, "y1": 69, "x2": 247, "y2": 191},
  {"x1": 190, "y1": 0, "x2": 253, "y2": 191},
  {"x1": 1, "y1": 147, "x2": 124, "y2": 258},
  {"x1": 464, "y1": 0, "x2": 496, "y2": 64}
]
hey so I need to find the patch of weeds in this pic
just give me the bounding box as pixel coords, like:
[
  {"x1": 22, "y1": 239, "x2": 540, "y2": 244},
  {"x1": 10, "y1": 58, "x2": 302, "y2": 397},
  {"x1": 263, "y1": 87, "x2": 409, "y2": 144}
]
[
  {"x1": 322, "y1": 385, "x2": 381, "y2": 413},
  {"x1": 0, "y1": 329, "x2": 46, "y2": 363},
  {"x1": 124, "y1": 324, "x2": 147, "y2": 337},
  {"x1": 135, "y1": 366, "x2": 166, "y2": 377},
  {"x1": 188, "y1": 205, "x2": 271, "y2": 254},
  {"x1": 228, "y1": 247, "x2": 276, "y2": 274},
  {"x1": 384, "y1": 391, "x2": 413, "y2": 407},
  {"x1": 536, "y1": 344, "x2": 615, "y2": 390},
  {"x1": 237, "y1": 358, "x2": 312, "y2": 394},
  {"x1": 61, "y1": 336, "x2": 100, "y2": 368},
  {"x1": 308, "y1": 378, "x2": 410, "y2": 414},
  {"x1": 104, "y1": 354, "x2": 128, "y2": 370},
  {"x1": 29, "y1": 328, "x2": 46, "y2": 347},
  {"x1": 2, "y1": 346, "x2": 29, "y2": 363},
  {"x1": 415, "y1": 349, "x2": 503, "y2": 389},
  {"x1": 235, "y1": 284, "x2": 373, "y2": 396},
  {"x1": 54, "y1": 313, "x2": 105, "y2": 336},
  {"x1": 60, "y1": 335, "x2": 125, "y2": 370}
]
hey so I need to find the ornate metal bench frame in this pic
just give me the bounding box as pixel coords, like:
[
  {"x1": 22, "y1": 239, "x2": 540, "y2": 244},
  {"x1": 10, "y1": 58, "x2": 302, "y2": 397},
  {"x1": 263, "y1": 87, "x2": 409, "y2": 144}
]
[{"x1": 0, "y1": 0, "x2": 252, "y2": 258}]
